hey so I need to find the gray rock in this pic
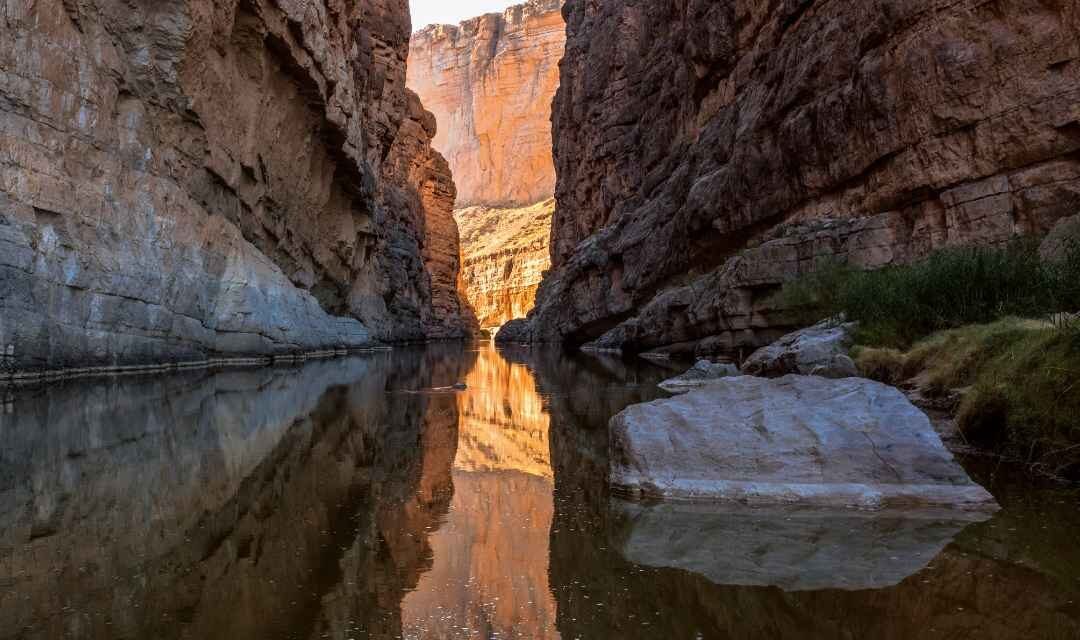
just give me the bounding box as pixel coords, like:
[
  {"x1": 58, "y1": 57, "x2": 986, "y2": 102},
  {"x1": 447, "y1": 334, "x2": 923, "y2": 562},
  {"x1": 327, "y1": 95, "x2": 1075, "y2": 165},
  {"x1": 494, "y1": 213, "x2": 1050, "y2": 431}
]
[
  {"x1": 742, "y1": 320, "x2": 858, "y2": 378},
  {"x1": 609, "y1": 375, "x2": 999, "y2": 511},
  {"x1": 658, "y1": 359, "x2": 741, "y2": 394}
]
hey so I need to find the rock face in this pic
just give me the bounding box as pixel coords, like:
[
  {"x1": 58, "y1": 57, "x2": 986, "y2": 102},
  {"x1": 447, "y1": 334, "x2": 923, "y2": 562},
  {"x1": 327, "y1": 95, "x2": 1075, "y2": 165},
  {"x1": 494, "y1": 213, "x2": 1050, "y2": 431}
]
[
  {"x1": 741, "y1": 320, "x2": 859, "y2": 379},
  {"x1": 455, "y1": 199, "x2": 555, "y2": 330},
  {"x1": 0, "y1": 0, "x2": 472, "y2": 374},
  {"x1": 516, "y1": 0, "x2": 1080, "y2": 353},
  {"x1": 408, "y1": 2, "x2": 564, "y2": 331},
  {"x1": 610, "y1": 375, "x2": 998, "y2": 511},
  {"x1": 406, "y1": 0, "x2": 565, "y2": 209}
]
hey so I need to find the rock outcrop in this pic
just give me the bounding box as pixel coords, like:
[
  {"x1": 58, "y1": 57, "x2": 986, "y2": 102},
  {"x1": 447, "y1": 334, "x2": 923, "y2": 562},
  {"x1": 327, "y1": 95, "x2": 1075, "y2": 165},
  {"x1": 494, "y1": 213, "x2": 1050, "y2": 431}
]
[
  {"x1": 0, "y1": 0, "x2": 473, "y2": 375},
  {"x1": 610, "y1": 375, "x2": 999, "y2": 511},
  {"x1": 512, "y1": 0, "x2": 1080, "y2": 353},
  {"x1": 406, "y1": 0, "x2": 565, "y2": 209},
  {"x1": 741, "y1": 320, "x2": 859, "y2": 379},
  {"x1": 455, "y1": 199, "x2": 555, "y2": 330}
]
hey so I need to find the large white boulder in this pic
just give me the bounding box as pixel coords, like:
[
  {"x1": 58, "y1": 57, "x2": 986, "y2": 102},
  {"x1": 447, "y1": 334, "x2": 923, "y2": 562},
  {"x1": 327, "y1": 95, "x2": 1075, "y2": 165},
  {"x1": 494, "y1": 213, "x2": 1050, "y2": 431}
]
[
  {"x1": 742, "y1": 319, "x2": 858, "y2": 378},
  {"x1": 610, "y1": 375, "x2": 998, "y2": 511}
]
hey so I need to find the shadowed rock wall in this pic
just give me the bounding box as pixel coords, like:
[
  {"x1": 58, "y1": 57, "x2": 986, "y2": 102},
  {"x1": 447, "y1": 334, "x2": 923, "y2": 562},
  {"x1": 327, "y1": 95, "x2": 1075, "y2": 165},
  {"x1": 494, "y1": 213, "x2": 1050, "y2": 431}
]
[
  {"x1": 506, "y1": 0, "x2": 1080, "y2": 354},
  {"x1": 0, "y1": 0, "x2": 473, "y2": 375}
]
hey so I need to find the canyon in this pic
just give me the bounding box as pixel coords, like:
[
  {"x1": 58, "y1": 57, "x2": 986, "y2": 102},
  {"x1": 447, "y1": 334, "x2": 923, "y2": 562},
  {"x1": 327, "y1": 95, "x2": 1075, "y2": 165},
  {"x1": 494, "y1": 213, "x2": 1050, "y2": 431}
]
[
  {"x1": 501, "y1": 0, "x2": 1080, "y2": 356},
  {"x1": 0, "y1": 0, "x2": 473, "y2": 375},
  {"x1": 408, "y1": 0, "x2": 564, "y2": 331}
]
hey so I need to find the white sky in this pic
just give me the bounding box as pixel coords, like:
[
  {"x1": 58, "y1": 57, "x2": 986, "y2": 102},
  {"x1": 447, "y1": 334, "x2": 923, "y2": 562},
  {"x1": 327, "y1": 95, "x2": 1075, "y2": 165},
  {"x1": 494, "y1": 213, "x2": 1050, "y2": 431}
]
[{"x1": 410, "y1": 0, "x2": 515, "y2": 30}]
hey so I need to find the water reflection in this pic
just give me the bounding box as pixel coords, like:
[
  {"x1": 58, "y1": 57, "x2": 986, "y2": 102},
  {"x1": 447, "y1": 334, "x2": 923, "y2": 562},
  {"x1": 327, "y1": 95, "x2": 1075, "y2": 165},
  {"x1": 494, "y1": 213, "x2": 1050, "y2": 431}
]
[
  {"x1": 1, "y1": 345, "x2": 1078, "y2": 639},
  {"x1": 400, "y1": 348, "x2": 560, "y2": 639}
]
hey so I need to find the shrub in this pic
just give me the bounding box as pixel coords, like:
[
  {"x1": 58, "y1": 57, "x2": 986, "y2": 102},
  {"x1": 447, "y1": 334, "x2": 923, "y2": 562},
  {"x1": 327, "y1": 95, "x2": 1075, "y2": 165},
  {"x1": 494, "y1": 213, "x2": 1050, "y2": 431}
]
[{"x1": 773, "y1": 239, "x2": 1080, "y2": 347}]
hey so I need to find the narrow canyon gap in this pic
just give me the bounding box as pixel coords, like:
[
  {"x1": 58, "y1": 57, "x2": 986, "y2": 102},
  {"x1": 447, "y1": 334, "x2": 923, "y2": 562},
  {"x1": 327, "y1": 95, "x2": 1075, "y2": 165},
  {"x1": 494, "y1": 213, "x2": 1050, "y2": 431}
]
[{"x1": 407, "y1": 0, "x2": 566, "y2": 333}]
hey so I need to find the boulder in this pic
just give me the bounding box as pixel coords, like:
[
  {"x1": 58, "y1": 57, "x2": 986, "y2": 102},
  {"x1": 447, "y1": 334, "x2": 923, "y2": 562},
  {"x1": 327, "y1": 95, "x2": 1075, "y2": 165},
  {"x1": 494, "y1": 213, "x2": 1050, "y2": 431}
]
[
  {"x1": 609, "y1": 375, "x2": 998, "y2": 512},
  {"x1": 658, "y1": 360, "x2": 741, "y2": 394},
  {"x1": 742, "y1": 320, "x2": 859, "y2": 378}
]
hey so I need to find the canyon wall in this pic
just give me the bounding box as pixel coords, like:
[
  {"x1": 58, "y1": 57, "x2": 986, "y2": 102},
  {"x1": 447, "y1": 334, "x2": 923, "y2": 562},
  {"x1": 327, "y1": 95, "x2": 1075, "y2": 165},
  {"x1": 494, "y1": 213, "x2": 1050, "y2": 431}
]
[
  {"x1": 503, "y1": 0, "x2": 1080, "y2": 354},
  {"x1": 408, "y1": 0, "x2": 564, "y2": 331},
  {"x1": 0, "y1": 0, "x2": 472, "y2": 375},
  {"x1": 456, "y1": 199, "x2": 555, "y2": 330},
  {"x1": 407, "y1": 0, "x2": 564, "y2": 208}
]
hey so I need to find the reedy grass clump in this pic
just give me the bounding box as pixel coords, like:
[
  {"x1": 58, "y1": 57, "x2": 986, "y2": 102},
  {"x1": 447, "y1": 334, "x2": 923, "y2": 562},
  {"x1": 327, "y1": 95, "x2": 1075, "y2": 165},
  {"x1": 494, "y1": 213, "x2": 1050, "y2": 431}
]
[{"x1": 775, "y1": 239, "x2": 1080, "y2": 348}]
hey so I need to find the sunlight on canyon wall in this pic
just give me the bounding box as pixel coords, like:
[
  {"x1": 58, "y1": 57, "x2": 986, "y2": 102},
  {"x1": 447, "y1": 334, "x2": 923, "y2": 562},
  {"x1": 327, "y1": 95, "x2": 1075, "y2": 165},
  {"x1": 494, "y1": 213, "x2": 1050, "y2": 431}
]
[{"x1": 407, "y1": 1, "x2": 564, "y2": 332}]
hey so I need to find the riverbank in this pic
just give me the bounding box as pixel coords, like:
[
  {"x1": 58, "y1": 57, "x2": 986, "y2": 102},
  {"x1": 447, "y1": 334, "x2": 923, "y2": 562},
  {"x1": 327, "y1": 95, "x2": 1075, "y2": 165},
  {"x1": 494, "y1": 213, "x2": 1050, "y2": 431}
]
[{"x1": 0, "y1": 346, "x2": 396, "y2": 388}]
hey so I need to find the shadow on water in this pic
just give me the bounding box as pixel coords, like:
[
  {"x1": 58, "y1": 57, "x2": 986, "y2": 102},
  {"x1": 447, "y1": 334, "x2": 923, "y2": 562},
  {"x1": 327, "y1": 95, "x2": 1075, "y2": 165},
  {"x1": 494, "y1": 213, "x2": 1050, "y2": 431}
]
[{"x1": 0, "y1": 344, "x2": 1077, "y2": 639}]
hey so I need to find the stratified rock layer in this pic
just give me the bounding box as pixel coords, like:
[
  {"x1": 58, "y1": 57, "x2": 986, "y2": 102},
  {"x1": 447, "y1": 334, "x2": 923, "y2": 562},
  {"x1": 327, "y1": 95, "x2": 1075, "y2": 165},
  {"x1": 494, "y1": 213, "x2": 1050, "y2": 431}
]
[
  {"x1": 407, "y1": 0, "x2": 565, "y2": 209},
  {"x1": 0, "y1": 0, "x2": 472, "y2": 374},
  {"x1": 514, "y1": 0, "x2": 1080, "y2": 352},
  {"x1": 455, "y1": 200, "x2": 554, "y2": 330}
]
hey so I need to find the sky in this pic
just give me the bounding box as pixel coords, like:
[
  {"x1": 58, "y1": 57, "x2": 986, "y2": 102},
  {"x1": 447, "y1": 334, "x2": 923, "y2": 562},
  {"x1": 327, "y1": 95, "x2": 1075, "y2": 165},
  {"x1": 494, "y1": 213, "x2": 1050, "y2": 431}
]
[{"x1": 410, "y1": 0, "x2": 514, "y2": 30}]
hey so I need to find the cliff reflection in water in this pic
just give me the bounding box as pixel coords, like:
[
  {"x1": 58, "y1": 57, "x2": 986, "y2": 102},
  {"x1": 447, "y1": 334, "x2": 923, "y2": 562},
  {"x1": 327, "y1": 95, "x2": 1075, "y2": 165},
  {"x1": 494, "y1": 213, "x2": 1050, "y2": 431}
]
[
  {"x1": 1, "y1": 345, "x2": 1078, "y2": 640},
  {"x1": 401, "y1": 347, "x2": 559, "y2": 639},
  {"x1": 0, "y1": 347, "x2": 473, "y2": 640}
]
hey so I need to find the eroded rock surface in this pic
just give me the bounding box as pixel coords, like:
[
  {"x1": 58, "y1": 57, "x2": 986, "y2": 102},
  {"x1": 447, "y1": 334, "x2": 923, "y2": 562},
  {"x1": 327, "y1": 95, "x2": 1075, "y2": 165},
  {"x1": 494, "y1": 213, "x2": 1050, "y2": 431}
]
[
  {"x1": 408, "y1": 2, "x2": 564, "y2": 331},
  {"x1": 610, "y1": 375, "x2": 998, "y2": 511},
  {"x1": 455, "y1": 200, "x2": 554, "y2": 330},
  {"x1": 0, "y1": 0, "x2": 472, "y2": 374},
  {"x1": 517, "y1": 0, "x2": 1080, "y2": 353},
  {"x1": 407, "y1": 0, "x2": 565, "y2": 209}
]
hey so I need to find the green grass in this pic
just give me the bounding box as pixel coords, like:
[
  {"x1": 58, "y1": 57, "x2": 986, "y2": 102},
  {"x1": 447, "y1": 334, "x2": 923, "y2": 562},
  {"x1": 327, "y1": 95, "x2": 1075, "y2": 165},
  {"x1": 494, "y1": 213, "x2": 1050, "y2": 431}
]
[
  {"x1": 854, "y1": 319, "x2": 1080, "y2": 478},
  {"x1": 777, "y1": 234, "x2": 1080, "y2": 477},
  {"x1": 775, "y1": 239, "x2": 1080, "y2": 348}
]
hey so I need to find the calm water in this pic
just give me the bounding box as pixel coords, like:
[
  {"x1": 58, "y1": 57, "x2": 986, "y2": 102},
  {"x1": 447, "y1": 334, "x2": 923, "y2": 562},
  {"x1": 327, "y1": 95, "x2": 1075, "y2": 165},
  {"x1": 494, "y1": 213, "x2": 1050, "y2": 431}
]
[{"x1": 1, "y1": 344, "x2": 1078, "y2": 639}]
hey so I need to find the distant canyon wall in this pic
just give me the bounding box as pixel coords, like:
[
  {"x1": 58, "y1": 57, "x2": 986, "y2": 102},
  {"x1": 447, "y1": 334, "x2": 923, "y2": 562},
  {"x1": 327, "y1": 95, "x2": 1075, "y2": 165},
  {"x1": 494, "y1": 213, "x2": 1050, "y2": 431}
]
[
  {"x1": 408, "y1": 0, "x2": 564, "y2": 330},
  {"x1": 456, "y1": 200, "x2": 555, "y2": 330},
  {"x1": 407, "y1": 0, "x2": 564, "y2": 208},
  {"x1": 504, "y1": 0, "x2": 1080, "y2": 353},
  {"x1": 0, "y1": 0, "x2": 473, "y2": 375}
]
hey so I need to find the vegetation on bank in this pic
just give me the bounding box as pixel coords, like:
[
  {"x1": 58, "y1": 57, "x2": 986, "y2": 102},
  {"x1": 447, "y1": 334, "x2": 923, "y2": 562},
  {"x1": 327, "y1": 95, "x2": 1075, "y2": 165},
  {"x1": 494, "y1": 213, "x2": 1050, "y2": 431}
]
[
  {"x1": 774, "y1": 238, "x2": 1080, "y2": 478},
  {"x1": 775, "y1": 240, "x2": 1080, "y2": 348},
  {"x1": 854, "y1": 320, "x2": 1080, "y2": 477}
]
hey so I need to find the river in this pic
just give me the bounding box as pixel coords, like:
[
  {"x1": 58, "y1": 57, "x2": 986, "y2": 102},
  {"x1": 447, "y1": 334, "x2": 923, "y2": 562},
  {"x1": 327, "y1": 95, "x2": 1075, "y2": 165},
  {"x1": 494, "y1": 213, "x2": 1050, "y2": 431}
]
[{"x1": 1, "y1": 344, "x2": 1077, "y2": 639}]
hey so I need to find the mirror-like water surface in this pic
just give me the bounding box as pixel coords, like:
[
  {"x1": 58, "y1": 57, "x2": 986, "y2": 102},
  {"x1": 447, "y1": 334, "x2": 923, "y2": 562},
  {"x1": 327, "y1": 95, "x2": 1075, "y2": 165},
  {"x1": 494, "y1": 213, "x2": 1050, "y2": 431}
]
[{"x1": 1, "y1": 344, "x2": 1078, "y2": 639}]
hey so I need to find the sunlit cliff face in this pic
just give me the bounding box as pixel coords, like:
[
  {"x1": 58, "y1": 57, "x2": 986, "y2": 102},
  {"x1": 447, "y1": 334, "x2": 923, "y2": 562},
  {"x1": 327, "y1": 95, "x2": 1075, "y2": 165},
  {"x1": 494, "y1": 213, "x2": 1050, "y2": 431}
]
[{"x1": 401, "y1": 348, "x2": 560, "y2": 639}]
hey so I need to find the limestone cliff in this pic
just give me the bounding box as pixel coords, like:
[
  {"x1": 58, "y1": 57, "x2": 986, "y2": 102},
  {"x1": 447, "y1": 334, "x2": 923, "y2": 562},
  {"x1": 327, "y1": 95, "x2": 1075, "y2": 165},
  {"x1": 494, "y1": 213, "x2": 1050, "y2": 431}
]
[
  {"x1": 0, "y1": 0, "x2": 472, "y2": 375},
  {"x1": 504, "y1": 0, "x2": 1080, "y2": 354},
  {"x1": 455, "y1": 200, "x2": 554, "y2": 330},
  {"x1": 406, "y1": 0, "x2": 564, "y2": 209},
  {"x1": 407, "y1": 1, "x2": 564, "y2": 331}
]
